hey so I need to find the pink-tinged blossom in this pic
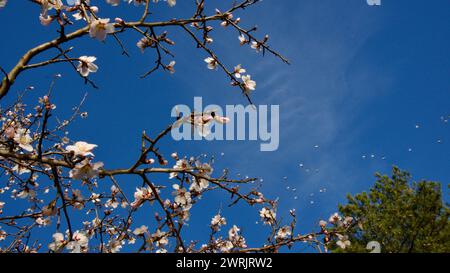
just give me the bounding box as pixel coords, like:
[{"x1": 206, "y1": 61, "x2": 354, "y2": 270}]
[
  {"x1": 130, "y1": 186, "x2": 155, "y2": 209},
  {"x1": 66, "y1": 231, "x2": 89, "y2": 253},
  {"x1": 89, "y1": 17, "x2": 115, "y2": 41},
  {"x1": 39, "y1": 14, "x2": 53, "y2": 26}
]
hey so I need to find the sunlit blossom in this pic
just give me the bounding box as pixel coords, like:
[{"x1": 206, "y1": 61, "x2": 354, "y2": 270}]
[
  {"x1": 66, "y1": 141, "x2": 97, "y2": 157},
  {"x1": 69, "y1": 159, "x2": 104, "y2": 180},
  {"x1": 89, "y1": 17, "x2": 115, "y2": 41}
]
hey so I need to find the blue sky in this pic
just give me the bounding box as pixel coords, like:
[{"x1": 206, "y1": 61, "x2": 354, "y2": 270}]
[{"x1": 0, "y1": 0, "x2": 449, "y2": 252}]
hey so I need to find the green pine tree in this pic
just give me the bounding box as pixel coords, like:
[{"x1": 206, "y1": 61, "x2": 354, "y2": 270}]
[{"x1": 333, "y1": 166, "x2": 450, "y2": 253}]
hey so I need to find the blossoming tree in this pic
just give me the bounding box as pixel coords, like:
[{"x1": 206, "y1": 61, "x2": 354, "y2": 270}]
[{"x1": 0, "y1": 0, "x2": 350, "y2": 253}]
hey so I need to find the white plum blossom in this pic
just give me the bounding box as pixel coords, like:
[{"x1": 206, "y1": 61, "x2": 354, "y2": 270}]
[
  {"x1": 241, "y1": 75, "x2": 256, "y2": 92},
  {"x1": 89, "y1": 17, "x2": 115, "y2": 41},
  {"x1": 137, "y1": 36, "x2": 153, "y2": 52},
  {"x1": 35, "y1": 217, "x2": 51, "y2": 226},
  {"x1": 211, "y1": 214, "x2": 226, "y2": 231},
  {"x1": 238, "y1": 34, "x2": 247, "y2": 45},
  {"x1": 37, "y1": 0, "x2": 63, "y2": 26},
  {"x1": 328, "y1": 212, "x2": 342, "y2": 224},
  {"x1": 343, "y1": 216, "x2": 354, "y2": 226},
  {"x1": 152, "y1": 229, "x2": 169, "y2": 247},
  {"x1": 204, "y1": 57, "x2": 218, "y2": 70},
  {"x1": 107, "y1": 239, "x2": 124, "y2": 253},
  {"x1": 66, "y1": 141, "x2": 97, "y2": 157},
  {"x1": 71, "y1": 189, "x2": 85, "y2": 210},
  {"x1": 190, "y1": 176, "x2": 209, "y2": 192},
  {"x1": 66, "y1": 231, "x2": 89, "y2": 253},
  {"x1": 189, "y1": 162, "x2": 213, "y2": 192},
  {"x1": 13, "y1": 128, "x2": 33, "y2": 152},
  {"x1": 169, "y1": 159, "x2": 191, "y2": 179},
  {"x1": 233, "y1": 64, "x2": 246, "y2": 78},
  {"x1": 48, "y1": 232, "x2": 65, "y2": 252},
  {"x1": 251, "y1": 41, "x2": 262, "y2": 52},
  {"x1": 259, "y1": 207, "x2": 276, "y2": 225},
  {"x1": 276, "y1": 226, "x2": 292, "y2": 240},
  {"x1": 172, "y1": 184, "x2": 192, "y2": 210},
  {"x1": 73, "y1": 5, "x2": 97, "y2": 21},
  {"x1": 0, "y1": 202, "x2": 4, "y2": 214},
  {"x1": 90, "y1": 193, "x2": 101, "y2": 203},
  {"x1": 336, "y1": 234, "x2": 351, "y2": 249},
  {"x1": 76, "y1": 57, "x2": 98, "y2": 77},
  {"x1": 228, "y1": 225, "x2": 240, "y2": 240},
  {"x1": 130, "y1": 186, "x2": 154, "y2": 209},
  {"x1": 69, "y1": 159, "x2": 104, "y2": 180},
  {"x1": 133, "y1": 225, "x2": 148, "y2": 236},
  {"x1": 228, "y1": 225, "x2": 247, "y2": 249},
  {"x1": 39, "y1": 14, "x2": 53, "y2": 26},
  {"x1": 0, "y1": 0, "x2": 7, "y2": 8},
  {"x1": 220, "y1": 12, "x2": 234, "y2": 27},
  {"x1": 219, "y1": 240, "x2": 234, "y2": 252},
  {"x1": 105, "y1": 198, "x2": 119, "y2": 209},
  {"x1": 183, "y1": 112, "x2": 230, "y2": 138}
]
